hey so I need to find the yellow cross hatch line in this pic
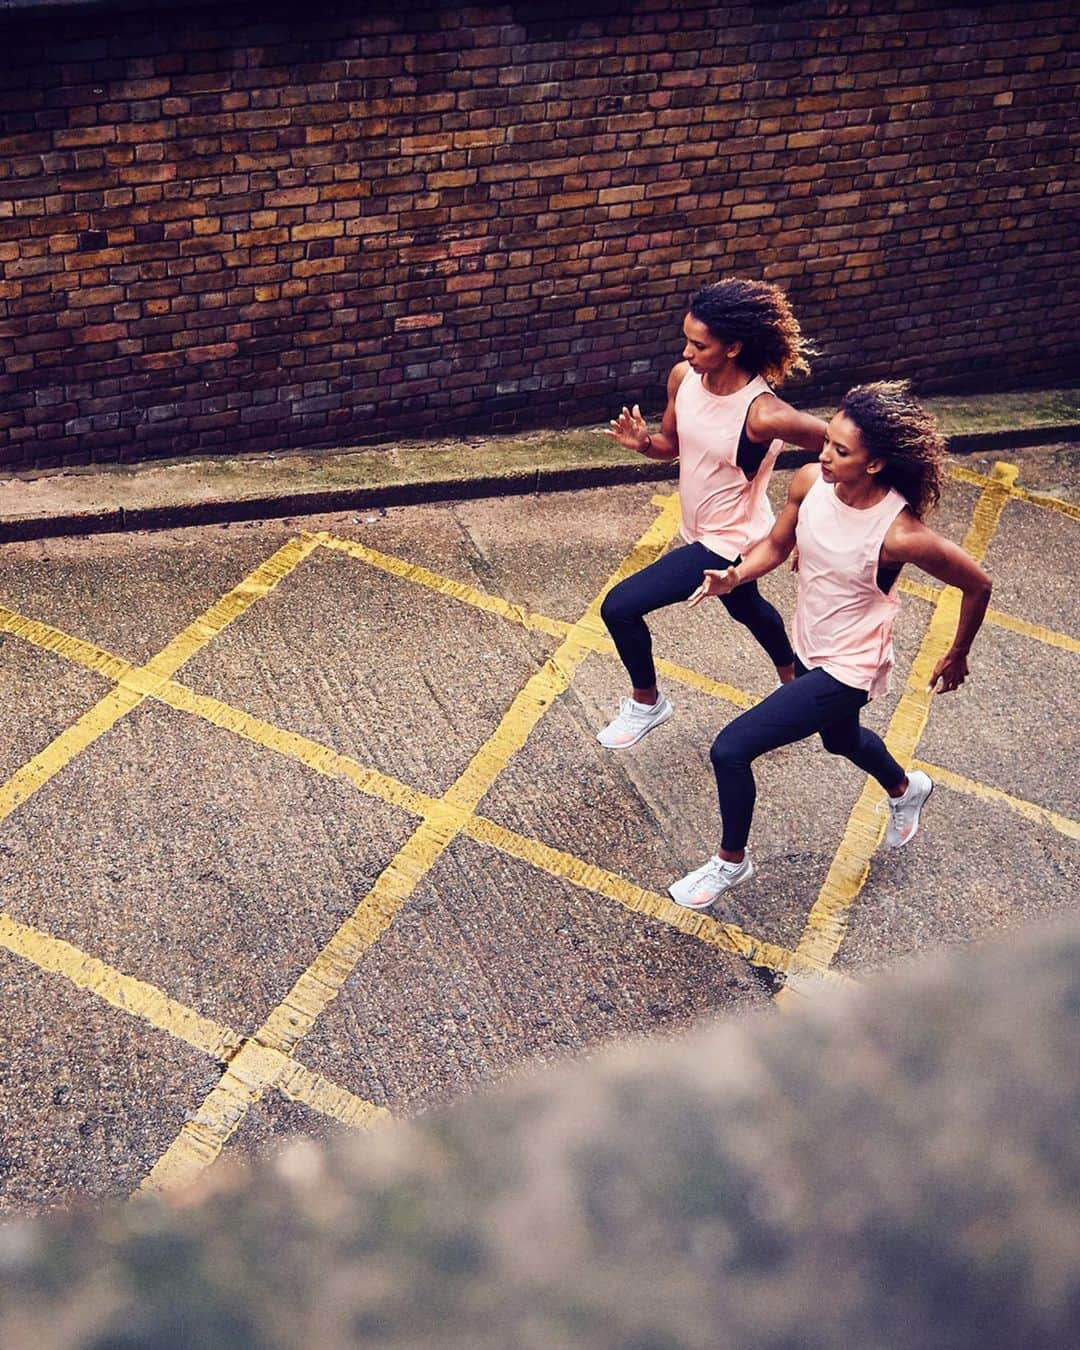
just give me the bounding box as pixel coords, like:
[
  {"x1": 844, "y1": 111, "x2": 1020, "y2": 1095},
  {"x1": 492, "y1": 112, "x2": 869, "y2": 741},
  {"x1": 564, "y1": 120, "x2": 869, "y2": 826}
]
[
  {"x1": 910, "y1": 760, "x2": 1080, "y2": 841},
  {"x1": 0, "y1": 537, "x2": 318, "y2": 828},
  {"x1": 0, "y1": 603, "x2": 822, "y2": 981},
  {"x1": 898, "y1": 578, "x2": 1080, "y2": 655},
  {"x1": 947, "y1": 464, "x2": 1080, "y2": 522},
  {"x1": 0, "y1": 460, "x2": 1074, "y2": 1193},
  {"x1": 135, "y1": 496, "x2": 690, "y2": 1194},
  {"x1": 0, "y1": 911, "x2": 388, "y2": 1132}
]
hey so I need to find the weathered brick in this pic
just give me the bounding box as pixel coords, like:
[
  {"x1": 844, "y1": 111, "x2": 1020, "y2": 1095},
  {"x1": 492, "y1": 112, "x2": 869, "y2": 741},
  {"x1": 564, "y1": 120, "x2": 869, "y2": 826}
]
[{"x1": 0, "y1": 0, "x2": 1073, "y2": 469}]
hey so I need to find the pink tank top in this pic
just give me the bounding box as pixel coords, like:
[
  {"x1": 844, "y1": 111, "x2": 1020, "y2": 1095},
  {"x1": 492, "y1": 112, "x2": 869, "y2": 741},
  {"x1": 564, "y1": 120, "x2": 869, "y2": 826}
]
[
  {"x1": 674, "y1": 371, "x2": 782, "y2": 559},
  {"x1": 793, "y1": 472, "x2": 908, "y2": 699}
]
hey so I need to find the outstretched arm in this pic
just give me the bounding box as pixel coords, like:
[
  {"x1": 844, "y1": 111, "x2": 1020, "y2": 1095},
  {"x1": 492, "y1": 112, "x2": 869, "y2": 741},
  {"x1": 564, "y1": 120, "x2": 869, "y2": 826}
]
[
  {"x1": 746, "y1": 393, "x2": 829, "y2": 453},
  {"x1": 688, "y1": 464, "x2": 817, "y2": 607},
  {"x1": 604, "y1": 362, "x2": 688, "y2": 461},
  {"x1": 882, "y1": 514, "x2": 993, "y2": 693}
]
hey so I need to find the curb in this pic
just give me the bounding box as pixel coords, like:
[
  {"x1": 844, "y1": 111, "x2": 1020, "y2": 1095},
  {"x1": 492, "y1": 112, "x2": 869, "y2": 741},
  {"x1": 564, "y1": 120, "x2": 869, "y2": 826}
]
[{"x1": 1, "y1": 422, "x2": 1076, "y2": 544}]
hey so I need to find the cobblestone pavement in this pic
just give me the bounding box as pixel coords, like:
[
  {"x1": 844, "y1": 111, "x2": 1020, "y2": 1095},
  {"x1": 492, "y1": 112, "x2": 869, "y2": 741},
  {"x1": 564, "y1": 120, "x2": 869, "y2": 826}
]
[{"x1": 0, "y1": 449, "x2": 1076, "y2": 1211}]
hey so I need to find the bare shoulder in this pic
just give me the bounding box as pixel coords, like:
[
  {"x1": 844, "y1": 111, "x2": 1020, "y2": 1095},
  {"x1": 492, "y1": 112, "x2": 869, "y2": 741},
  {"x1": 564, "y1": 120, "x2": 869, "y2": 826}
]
[
  {"x1": 788, "y1": 461, "x2": 821, "y2": 505},
  {"x1": 747, "y1": 390, "x2": 830, "y2": 451},
  {"x1": 667, "y1": 360, "x2": 693, "y2": 396},
  {"x1": 882, "y1": 507, "x2": 945, "y2": 563}
]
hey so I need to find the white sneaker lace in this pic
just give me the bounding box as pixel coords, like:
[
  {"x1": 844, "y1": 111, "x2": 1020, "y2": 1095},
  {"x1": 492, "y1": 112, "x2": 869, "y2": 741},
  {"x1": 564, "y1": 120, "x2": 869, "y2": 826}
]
[{"x1": 618, "y1": 697, "x2": 660, "y2": 723}]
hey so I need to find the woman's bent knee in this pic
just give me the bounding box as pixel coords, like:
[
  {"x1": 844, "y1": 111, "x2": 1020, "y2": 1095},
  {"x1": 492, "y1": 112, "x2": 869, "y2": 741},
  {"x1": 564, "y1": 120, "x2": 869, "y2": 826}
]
[
  {"x1": 600, "y1": 588, "x2": 634, "y2": 628},
  {"x1": 710, "y1": 730, "x2": 745, "y2": 774}
]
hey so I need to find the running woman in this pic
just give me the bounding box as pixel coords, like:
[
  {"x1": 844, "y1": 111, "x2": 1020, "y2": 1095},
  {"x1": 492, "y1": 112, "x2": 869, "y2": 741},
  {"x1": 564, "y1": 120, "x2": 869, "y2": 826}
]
[
  {"x1": 668, "y1": 381, "x2": 992, "y2": 910},
  {"x1": 597, "y1": 277, "x2": 828, "y2": 750}
]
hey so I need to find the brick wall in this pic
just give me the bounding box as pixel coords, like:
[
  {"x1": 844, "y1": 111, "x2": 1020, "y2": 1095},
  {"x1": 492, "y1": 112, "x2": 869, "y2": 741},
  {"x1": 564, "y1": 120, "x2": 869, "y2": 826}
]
[{"x1": 0, "y1": 0, "x2": 1076, "y2": 470}]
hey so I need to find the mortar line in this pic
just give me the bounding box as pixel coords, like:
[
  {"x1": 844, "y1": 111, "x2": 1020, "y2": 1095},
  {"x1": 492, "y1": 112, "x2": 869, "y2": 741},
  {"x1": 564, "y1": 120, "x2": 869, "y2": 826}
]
[
  {"x1": 773, "y1": 461, "x2": 1019, "y2": 1008},
  {"x1": 135, "y1": 497, "x2": 687, "y2": 1196}
]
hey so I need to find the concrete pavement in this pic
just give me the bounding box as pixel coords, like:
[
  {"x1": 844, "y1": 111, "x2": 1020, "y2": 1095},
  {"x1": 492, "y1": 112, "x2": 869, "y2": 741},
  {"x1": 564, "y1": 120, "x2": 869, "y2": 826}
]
[{"x1": 0, "y1": 441, "x2": 1076, "y2": 1211}]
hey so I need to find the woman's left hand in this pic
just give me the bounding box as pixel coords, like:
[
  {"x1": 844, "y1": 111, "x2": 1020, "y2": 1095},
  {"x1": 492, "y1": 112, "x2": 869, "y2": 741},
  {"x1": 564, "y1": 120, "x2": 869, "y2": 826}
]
[
  {"x1": 688, "y1": 568, "x2": 740, "y2": 607},
  {"x1": 928, "y1": 649, "x2": 969, "y2": 694}
]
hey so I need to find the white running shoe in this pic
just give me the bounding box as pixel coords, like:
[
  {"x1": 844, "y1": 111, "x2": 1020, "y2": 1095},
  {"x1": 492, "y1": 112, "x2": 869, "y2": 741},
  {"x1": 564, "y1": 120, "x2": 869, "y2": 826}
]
[
  {"x1": 668, "y1": 854, "x2": 754, "y2": 910},
  {"x1": 596, "y1": 695, "x2": 673, "y2": 749},
  {"x1": 884, "y1": 770, "x2": 934, "y2": 848}
]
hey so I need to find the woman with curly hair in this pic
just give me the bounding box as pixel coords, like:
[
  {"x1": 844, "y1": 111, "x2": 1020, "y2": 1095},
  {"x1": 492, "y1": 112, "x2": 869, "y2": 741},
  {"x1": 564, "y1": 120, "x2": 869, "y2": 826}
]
[
  {"x1": 667, "y1": 381, "x2": 992, "y2": 911},
  {"x1": 596, "y1": 277, "x2": 828, "y2": 749}
]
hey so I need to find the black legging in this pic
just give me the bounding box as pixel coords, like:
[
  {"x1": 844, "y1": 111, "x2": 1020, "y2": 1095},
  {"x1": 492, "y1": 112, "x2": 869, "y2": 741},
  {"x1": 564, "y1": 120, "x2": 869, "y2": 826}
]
[
  {"x1": 600, "y1": 541, "x2": 794, "y2": 691},
  {"x1": 710, "y1": 659, "x2": 905, "y2": 851}
]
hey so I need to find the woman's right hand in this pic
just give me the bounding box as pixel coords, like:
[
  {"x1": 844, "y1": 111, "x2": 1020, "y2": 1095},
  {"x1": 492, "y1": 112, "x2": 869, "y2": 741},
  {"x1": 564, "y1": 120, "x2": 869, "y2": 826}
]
[
  {"x1": 605, "y1": 404, "x2": 651, "y2": 454},
  {"x1": 688, "y1": 567, "x2": 741, "y2": 607}
]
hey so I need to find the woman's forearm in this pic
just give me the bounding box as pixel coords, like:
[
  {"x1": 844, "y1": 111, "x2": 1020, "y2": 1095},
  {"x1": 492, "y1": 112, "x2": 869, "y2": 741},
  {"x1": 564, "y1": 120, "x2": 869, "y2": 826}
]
[
  {"x1": 731, "y1": 535, "x2": 791, "y2": 585},
  {"x1": 640, "y1": 430, "x2": 679, "y2": 461},
  {"x1": 949, "y1": 578, "x2": 992, "y2": 655}
]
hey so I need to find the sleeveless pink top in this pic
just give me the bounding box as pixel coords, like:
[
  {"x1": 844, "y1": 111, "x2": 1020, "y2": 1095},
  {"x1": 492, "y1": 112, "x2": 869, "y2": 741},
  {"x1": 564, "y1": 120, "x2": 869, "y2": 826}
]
[
  {"x1": 793, "y1": 471, "x2": 908, "y2": 699},
  {"x1": 674, "y1": 371, "x2": 782, "y2": 559}
]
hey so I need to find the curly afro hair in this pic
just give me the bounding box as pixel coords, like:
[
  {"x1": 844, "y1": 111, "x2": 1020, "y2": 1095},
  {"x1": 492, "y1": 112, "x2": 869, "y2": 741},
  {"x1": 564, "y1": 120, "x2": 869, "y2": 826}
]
[
  {"x1": 839, "y1": 381, "x2": 947, "y2": 518},
  {"x1": 687, "y1": 277, "x2": 814, "y2": 386}
]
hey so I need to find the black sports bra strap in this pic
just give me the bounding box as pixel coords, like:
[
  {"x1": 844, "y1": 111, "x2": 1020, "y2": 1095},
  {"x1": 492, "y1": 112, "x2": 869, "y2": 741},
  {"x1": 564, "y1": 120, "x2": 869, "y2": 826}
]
[{"x1": 736, "y1": 392, "x2": 771, "y2": 481}]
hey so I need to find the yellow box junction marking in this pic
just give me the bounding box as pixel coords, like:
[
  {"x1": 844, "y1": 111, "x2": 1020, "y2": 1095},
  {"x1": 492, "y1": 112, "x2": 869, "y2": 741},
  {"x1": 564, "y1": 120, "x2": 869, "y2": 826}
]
[
  {"x1": 898, "y1": 577, "x2": 1080, "y2": 655},
  {"x1": 773, "y1": 462, "x2": 1020, "y2": 1007},
  {"x1": 0, "y1": 462, "x2": 1074, "y2": 1185},
  {"x1": 0, "y1": 605, "x2": 829, "y2": 989},
  {"x1": 0, "y1": 537, "x2": 318, "y2": 829},
  {"x1": 136, "y1": 497, "x2": 690, "y2": 1194},
  {"x1": 948, "y1": 464, "x2": 1080, "y2": 522},
  {"x1": 0, "y1": 911, "x2": 387, "y2": 1132},
  {"x1": 0, "y1": 911, "x2": 240, "y2": 1062},
  {"x1": 909, "y1": 759, "x2": 1080, "y2": 841},
  {"x1": 316, "y1": 529, "x2": 758, "y2": 711}
]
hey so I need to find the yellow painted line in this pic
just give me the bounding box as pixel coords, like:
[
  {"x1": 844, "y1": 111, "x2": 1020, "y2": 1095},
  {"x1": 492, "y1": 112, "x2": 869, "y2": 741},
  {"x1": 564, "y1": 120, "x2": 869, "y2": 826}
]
[
  {"x1": 0, "y1": 537, "x2": 319, "y2": 828},
  {"x1": 317, "y1": 532, "x2": 758, "y2": 710},
  {"x1": 899, "y1": 576, "x2": 943, "y2": 604},
  {"x1": 312, "y1": 531, "x2": 568, "y2": 641},
  {"x1": 151, "y1": 679, "x2": 433, "y2": 819},
  {"x1": 274, "y1": 1059, "x2": 389, "y2": 1131},
  {"x1": 0, "y1": 683, "x2": 145, "y2": 826},
  {"x1": 0, "y1": 605, "x2": 133, "y2": 682},
  {"x1": 911, "y1": 759, "x2": 1080, "y2": 841},
  {"x1": 948, "y1": 463, "x2": 1080, "y2": 522},
  {"x1": 0, "y1": 603, "x2": 799, "y2": 984},
  {"x1": 141, "y1": 535, "x2": 321, "y2": 681},
  {"x1": 461, "y1": 813, "x2": 846, "y2": 985},
  {"x1": 0, "y1": 909, "x2": 387, "y2": 1140},
  {"x1": 0, "y1": 910, "x2": 241, "y2": 1061},
  {"x1": 899, "y1": 579, "x2": 1079, "y2": 655},
  {"x1": 138, "y1": 497, "x2": 688, "y2": 1195},
  {"x1": 775, "y1": 462, "x2": 1018, "y2": 1007},
  {"x1": 157, "y1": 683, "x2": 829, "y2": 982},
  {"x1": 142, "y1": 1040, "x2": 389, "y2": 1193}
]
